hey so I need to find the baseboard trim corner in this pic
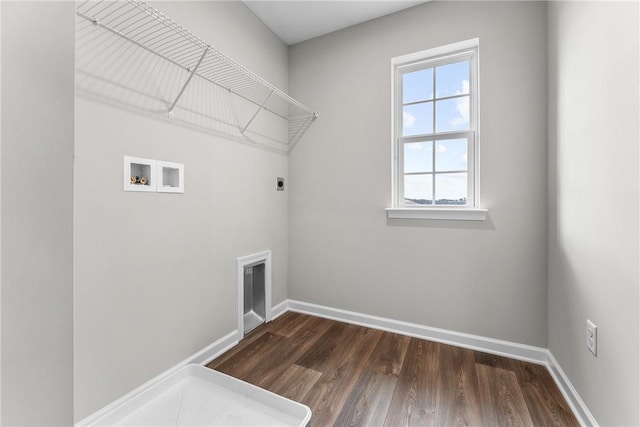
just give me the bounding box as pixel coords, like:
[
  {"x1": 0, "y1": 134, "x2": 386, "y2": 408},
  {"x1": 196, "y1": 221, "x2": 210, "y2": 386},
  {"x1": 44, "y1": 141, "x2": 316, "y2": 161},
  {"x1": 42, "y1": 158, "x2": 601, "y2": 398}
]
[
  {"x1": 75, "y1": 330, "x2": 238, "y2": 427},
  {"x1": 545, "y1": 351, "x2": 599, "y2": 427},
  {"x1": 271, "y1": 299, "x2": 289, "y2": 320}
]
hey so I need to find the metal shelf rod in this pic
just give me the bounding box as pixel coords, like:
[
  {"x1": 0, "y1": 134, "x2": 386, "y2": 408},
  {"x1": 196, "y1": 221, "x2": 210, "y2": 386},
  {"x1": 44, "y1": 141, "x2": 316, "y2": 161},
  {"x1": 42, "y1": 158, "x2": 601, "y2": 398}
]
[
  {"x1": 169, "y1": 47, "x2": 209, "y2": 117},
  {"x1": 241, "y1": 90, "x2": 275, "y2": 134},
  {"x1": 77, "y1": 11, "x2": 189, "y2": 73}
]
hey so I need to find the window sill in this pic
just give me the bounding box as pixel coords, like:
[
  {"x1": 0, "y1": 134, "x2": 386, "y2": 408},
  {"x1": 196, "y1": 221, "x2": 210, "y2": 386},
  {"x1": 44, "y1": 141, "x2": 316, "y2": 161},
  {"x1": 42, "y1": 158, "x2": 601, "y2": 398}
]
[{"x1": 385, "y1": 207, "x2": 488, "y2": 221}]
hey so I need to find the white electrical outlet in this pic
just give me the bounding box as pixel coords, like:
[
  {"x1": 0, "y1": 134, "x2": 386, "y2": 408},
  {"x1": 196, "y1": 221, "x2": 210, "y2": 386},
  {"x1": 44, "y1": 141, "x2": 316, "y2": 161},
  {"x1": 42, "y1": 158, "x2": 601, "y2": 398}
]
[{"x1": 586, "y1": 319, "x2": 597, "y2": 356}]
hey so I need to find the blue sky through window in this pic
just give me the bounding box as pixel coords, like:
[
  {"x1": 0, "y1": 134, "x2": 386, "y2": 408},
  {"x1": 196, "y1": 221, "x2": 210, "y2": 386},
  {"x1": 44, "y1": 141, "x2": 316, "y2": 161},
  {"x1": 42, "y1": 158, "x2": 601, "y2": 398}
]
[
  {"x1": 436, "y1": 61, "x2": 469, "y2": 97},
  {"x1": 404, "y1": 174, "x2": 432, "y2": 204},
  {"x1": 402, "y1": 60, "x2": 470, "y2": 137},
  {"x1": 403, "y1": 103, "x2": 433, "y2": 136},
  {"x1": 435, "y1": 173, "x2": 467, "y2": 203},
  {"x1": 403, "y1": 68, "x2": 433, "y2": 103},
  {"x1": 436, "y1": 97, "x2": 469, "y2": 132},
  {"x1": 435, "y1": 139, "x2": 467, "y2": 172},
  {"x1": 401, "y1": 59, "x2": 470, "y2": 204},
  {"x1": 404, "y1": 141, "x2": 433, "y2": 173}
]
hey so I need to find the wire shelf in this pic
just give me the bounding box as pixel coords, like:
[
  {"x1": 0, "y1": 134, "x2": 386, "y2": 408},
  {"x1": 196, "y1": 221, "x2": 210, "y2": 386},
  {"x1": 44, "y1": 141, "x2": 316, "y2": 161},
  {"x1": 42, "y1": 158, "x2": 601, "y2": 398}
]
[{"x1": 76, "y1": 0, "x2": 317, "y2": 151}]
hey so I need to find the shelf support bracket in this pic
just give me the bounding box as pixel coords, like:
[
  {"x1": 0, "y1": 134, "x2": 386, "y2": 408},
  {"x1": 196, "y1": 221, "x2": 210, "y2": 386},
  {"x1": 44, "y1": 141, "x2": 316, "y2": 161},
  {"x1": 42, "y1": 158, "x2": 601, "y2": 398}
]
[
  {"x1": 240, "y1": 90, "x2": 275, "y2": 135},
  {"x1": 168, "y1": 47, "x2": 209, "y2": 118},
  {"x1": 288, "y1": 112, "x2": 319, "y2": 150}
]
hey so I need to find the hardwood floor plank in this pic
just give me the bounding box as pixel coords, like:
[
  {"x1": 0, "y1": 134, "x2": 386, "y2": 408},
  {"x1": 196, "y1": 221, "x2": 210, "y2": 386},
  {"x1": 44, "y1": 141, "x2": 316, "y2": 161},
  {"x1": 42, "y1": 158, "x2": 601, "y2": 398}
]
[
  {"x1": 333, "y1": 330, "x2": 408, "y2": 426},
  {"x1": 383, "y1": 338, "x2": 439, "y2": 427},
  {"x1": 269, "y1": 364, "x2": 323, "y2": 402},
  {"x1": 205, "y1": 328, "x2": 267, "y2": 369},
  {"x1": 295, "y1": 321, "x2": 356, "y2": 371},
  {"x1": 434, "y1": 344, "x2": 483, "y2": 426},
  {"x1": 213, "y1": 315, "x2": 332, "y2": 389},
  {"x1": 370, "y1": 331, "x2": 411, "y2": 377},
  {"x1": 251, "y1": 319, "x2": 333, "y2": 389},
  {"x1": 512, "y1": 361, "x2": 579, "y2": 426},
  {"x1": 210, "y1": 332, "x2": 284, "y2": 379},
  {"x1": 476, "y1": 364, "x2": 534, "y2": 427},
  {"x1": 333, "y1": 371, "x2": 397, "y2": 427},
  {"x1": 302, "y1": 324, "x2": 383, "y2": 426},
  {"x1": 283, "y1": 315, "x2": 336, "y2": 344},
  {"x1": 474, "y1": 350, "x2": 517, "y2": 370},
  {"x1": 265, "y1": 311, "x2": 313, "y2": 337}
]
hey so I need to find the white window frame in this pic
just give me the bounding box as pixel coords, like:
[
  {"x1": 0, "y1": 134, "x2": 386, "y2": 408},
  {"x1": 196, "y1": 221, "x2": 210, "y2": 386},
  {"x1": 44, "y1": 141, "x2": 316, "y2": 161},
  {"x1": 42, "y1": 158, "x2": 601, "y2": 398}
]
[{"x1": 387, "y1": 38, "x2": 487, "y2": 221}]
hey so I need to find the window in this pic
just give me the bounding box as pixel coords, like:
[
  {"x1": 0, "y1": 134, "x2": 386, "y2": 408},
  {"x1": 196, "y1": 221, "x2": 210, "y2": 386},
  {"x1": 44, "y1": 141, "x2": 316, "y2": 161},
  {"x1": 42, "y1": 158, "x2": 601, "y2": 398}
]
[{"x1": 388, "y1": 39, "x2": 486, "y2": 221}]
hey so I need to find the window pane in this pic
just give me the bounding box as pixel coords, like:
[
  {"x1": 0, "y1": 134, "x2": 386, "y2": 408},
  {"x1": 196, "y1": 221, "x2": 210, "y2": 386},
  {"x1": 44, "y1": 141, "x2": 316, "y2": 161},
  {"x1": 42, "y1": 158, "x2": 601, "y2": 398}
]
[
  {"x1": 435, "y1": 139, "x2": 467, "y2": 172},
  {"x1": 403, "y1": 68, "x2": 433, "y2": 103},
  {"x1": 403, "y1": 102, "x2": 433, "y2": 136},
  {"x1": 435, "y1": 173, "x2": 467, "y2": 205},
  {"x1": 435, "y1": 97, "x2": 469, "y2": 132},
  {"x1": 404, "y1": 141, "x2": 433, "y2": 173},
  {"x1": 404, "y1": 174, "x2": 432, "y2": 205},
  {"x1": 435, "y1": 60, "x2": 470, "y2": 98}
]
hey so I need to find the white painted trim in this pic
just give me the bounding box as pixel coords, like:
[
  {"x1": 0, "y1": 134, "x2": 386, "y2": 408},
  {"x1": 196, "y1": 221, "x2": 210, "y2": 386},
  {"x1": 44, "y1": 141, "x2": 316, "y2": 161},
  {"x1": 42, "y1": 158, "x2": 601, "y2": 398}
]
[
  {"x1": 271, "y1": 299, "x2": 289, "y2": 320},
  {"x1": 392, "y1": 38, "x2": 480, "y2": 66},
  {"x1": 287, "y1": 300, "x2": 547, "y2": 364},
  {"x1": 386, "y1": 207, "x2": 488, "y2": 221},
  {"x1": 545, "y1": 351, "x2": 599, "y2": 427},
  {"x1": 237, "y1": 250, "x2": 272, "y2": 341},
  {"x1": 75, "y1": 330, "x2": 238, "y2": 427}
]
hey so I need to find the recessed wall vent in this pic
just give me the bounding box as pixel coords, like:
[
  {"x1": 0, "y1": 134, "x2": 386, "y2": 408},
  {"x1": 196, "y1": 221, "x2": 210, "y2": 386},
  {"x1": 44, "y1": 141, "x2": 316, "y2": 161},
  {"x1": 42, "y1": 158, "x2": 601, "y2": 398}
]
[{"x1": 237, "y1": 251, "x2": 272, "y2": 338}]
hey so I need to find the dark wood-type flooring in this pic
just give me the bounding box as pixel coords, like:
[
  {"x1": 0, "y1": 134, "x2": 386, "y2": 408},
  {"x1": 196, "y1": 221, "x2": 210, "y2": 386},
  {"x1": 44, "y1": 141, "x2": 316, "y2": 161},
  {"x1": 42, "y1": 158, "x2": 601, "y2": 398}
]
[{"x1": 207, "y1": 312, "x2": 579, "y2": 426}]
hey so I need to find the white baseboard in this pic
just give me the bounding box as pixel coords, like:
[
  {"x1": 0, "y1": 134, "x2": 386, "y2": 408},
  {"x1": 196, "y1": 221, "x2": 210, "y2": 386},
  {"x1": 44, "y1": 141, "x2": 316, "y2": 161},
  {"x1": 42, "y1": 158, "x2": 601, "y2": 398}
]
[
  {"x1": 287, "y1": 299, "x2": 548, "y2": 364},
  {"x1": 271, "y1": 299, "x2": 289, "y2": 320},
  {"x1": 545, "y1": 351, "x2": 598, "y2": 427},
  {"x1": 286, "y1": 299, "x2": 596, "y2": 427},
  {"x1": 75, "y1": 330, "x2": 238, "y2": 427}
]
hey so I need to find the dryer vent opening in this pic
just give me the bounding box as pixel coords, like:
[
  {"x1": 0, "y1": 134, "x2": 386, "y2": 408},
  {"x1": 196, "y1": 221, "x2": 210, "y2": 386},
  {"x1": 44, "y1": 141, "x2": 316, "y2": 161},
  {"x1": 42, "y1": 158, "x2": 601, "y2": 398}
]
[
  {"x1": 237, "y1": 250, "x2": 272, "y2": 340},
  {"x1": 243, "y1": 262, "x2": 266, "y2": 334}
]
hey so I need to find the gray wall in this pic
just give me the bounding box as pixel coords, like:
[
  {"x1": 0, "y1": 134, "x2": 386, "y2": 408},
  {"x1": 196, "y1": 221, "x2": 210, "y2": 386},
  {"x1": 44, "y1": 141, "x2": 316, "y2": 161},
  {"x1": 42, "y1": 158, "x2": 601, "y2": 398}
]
[
  {"x1": 73, "y1": 1, "x2": 289, "y2": 421},
  {"x1": 1, "y1": 1, "x2": 635, "y2": 424},
  {"x1": 288, "y1": 1, "x2": 549, "y2": 346},
  {"x1": 0, "y1": 1, "x2": 75, "y2": 425},
  {"x1": 547, "y1": 2, "x2": 639, "y2": 425}
]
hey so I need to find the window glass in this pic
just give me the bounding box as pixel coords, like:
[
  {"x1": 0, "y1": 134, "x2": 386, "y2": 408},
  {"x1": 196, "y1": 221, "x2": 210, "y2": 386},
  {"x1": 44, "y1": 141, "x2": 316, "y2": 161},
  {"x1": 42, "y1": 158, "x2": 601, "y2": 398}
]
[
  {"x1": 435, "y1": 61, "x2": 470, "y2": 98},
  {"x1": 435, "y1": 96, "x2": 470, "y2": 132},
  {"x1": 394, "y1": 41, "x2": 478, "y2": 209},
  {"x1": 404, "y1": 141, "x2": 433, "y2": 173},
  {"x1": 434, "y1": 139, "x2": 467, "y2": 172},
  {"x1": 403, "y1": 68, "x2": 433, "y2": 103},
  {"x1": 403, "y1": 102, "x2": 433, "y2": 136},
  {"x1": 435, "y1": 173, "x2": 467, "y2": 205},
  {"x1": 404, "y1": 174, "x2": 433, "y2": 205}
]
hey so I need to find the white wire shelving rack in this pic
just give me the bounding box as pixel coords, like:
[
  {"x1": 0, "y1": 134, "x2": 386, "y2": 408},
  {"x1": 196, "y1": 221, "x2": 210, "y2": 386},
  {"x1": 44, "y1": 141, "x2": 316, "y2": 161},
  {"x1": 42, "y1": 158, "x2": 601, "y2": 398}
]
[{"x1": 76, "y1": 0, "x2": 318, "y2": 151}]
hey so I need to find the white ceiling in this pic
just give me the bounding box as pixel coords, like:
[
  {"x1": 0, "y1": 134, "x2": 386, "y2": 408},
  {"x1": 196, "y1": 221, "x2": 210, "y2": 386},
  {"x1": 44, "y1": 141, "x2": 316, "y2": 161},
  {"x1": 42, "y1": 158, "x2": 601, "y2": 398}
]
[{"x1": 243, "y1": 1, "x2": 429, "y2": 45}]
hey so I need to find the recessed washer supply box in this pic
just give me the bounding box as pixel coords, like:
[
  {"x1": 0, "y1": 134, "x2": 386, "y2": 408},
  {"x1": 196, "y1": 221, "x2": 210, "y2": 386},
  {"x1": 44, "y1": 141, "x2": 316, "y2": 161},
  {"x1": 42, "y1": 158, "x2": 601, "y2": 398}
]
[
  {"x1": 124, "y1": 156, "x2": 184, "y2": 193},
  {"x1": 124, "y1": 156, "x2": 156, "y2": 192},
  {"x1": 87, "y1": 364, "x2": 312, "y2": 426},
  {"x1": 157, "y1": 160, "x2": 184, "y2": 193}
]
